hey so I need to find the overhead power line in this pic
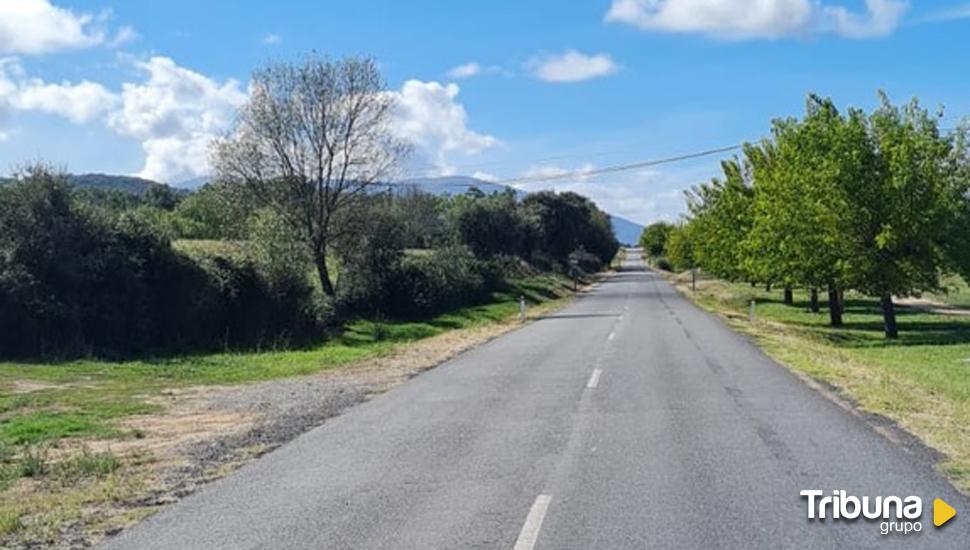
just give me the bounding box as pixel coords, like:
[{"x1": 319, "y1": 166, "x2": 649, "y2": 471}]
[{"x1": 495, "y1": 144, "x2": 742, "y2": 186}]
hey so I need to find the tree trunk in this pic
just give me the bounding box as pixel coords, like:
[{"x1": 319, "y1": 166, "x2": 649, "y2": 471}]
[
  {"x1": 838, "y1": 289, "x2": 845, "y2": 314},
  {"x1": 314, "y1": 249, "x2": 336, "y2": 297},
  {"x1": 827, "y1": 285, "x2": 843, "y2": 327},
  {"x1": 809, "y1": 288, "x2": 819, "y2": 313},
  {"x1": 765, "y1": 283, "x2": 772, "y2": 292},
  {"x1": 783, "y1": 287, "x2": 794, "y2": 305},
  {"x1": 880, "y1": 295, "x2": 899, "y2": 339}
]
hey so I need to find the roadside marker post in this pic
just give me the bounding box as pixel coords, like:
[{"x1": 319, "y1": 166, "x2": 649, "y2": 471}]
[
  {"x1": 519, "y1": 296, "x2": 526, "y2": 322},
  {"x1": 749, "y1": 300, "x2": 756, "y2": 322}
]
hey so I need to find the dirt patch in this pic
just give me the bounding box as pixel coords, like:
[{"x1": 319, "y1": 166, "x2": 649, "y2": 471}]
[{"x1": 10, "y1": 381, "x2": 62, "y2": 394}]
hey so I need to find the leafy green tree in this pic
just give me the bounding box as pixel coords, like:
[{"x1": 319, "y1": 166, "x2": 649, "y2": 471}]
[
  {"x1": 447, "y1": 190, "x2": 534, "y2": 259},
  {"x1": 639, "y1": 222, "x2": 674, "y2": 257},
  {"x1": 745, "y1": 96, "x2": 855, "y2": 326},
  {"x1": 842, "y1": 95, "x2": 970, "y2": 338},
  {"x1": 523, "y1": 191, "x2": 618, "y2": 268},
  {"x1": 665, "y1": 223, "x2": 695, "y2": 271},
  {"x1": 171, "y1": 182, "x2": 253, "y2": 240},
  {"x1": 686, "y1": 158, "x2": 755, "y2": 282}
]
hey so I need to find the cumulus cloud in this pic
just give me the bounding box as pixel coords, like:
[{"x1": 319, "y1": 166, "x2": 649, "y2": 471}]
[
  {"x1": 527, "y1": 50, "x2": 619, "y2": 83},
  {"x1": 391, "y1": 80, "x2": 498, "y2": 174},
  {"x1": 605, "y1": 0, "x2": 908, "y2": 39},
  {"x1": 0, "y1": 0, "x2": 117, "y2": 55},
  {"x1": 0, "y1": 58, "x2": 116, "y2": 123},
  {"x1": 108, "y1": 57, "x2": 247, "y2": 182},
  {"x1": 1, "y1": 57, "x2": 497, "y2": 184}
]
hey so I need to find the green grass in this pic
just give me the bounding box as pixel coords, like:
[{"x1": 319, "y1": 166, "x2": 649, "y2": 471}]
[
  {"x1": 676, "y1": 275, "x2": 970, "y2": 491},
  {"x1": 0, "y1": 274, "x2": 572, "y2": 449},
  {"x1": 923, "y1": 274, "x2": 970, "y2": 309}
]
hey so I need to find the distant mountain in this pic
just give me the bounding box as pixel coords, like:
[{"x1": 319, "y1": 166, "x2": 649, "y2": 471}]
[
  {"x1": 0, "y1": 173, "x2": 171, "y2": 195},
  {"x1": 399, "y1": 176, "x2": 644, "y2": 245},
  {"x1": 175, "y1": 176, "x2": 211, "y2": 189},
  {"x1": 608, "y1": 216, "x2": 643, "y2": 246}
]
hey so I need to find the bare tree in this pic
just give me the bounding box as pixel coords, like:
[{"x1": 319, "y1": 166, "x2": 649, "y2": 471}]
[{"x1": 213, "y1": 55, "x2": 409, "y2": 296}]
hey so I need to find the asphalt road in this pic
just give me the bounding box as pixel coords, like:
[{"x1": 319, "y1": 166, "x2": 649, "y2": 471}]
[{"x1": 103, "y1": 251, "x2": 969, "y2": 549}]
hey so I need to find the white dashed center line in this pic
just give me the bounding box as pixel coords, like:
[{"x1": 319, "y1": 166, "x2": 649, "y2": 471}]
[
  {"x1": 513, "y1": 494, "x2": 552, "y2": 550},
  {"x1": 586, "y1": 369, "x2": 602, "y2": 389}
]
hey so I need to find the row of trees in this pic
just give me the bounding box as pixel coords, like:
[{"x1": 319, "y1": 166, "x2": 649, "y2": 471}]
[{"x1": 646, "y1": 93, "x2": 970, "y2": 339}]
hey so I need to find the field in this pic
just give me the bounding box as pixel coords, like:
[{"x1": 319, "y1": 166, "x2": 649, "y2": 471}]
[
  {"x1": 668, "y1": 272, "x2": 970, "y2": 492},
  {"x1": 0, "y1": 273, "x2": 574, "y2": 546}
]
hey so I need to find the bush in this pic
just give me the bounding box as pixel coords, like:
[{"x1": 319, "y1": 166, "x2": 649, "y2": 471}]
[
  {"x1": 18, "y1": 446, "x2": 48, "y2": 478},
  {"x1": 655, "y1": 257, "x2": 674, "y2": 272},
  {"x1": 0, "y1": 168, "x2": 323, "y2": 358},
  {"x1": 387, "y1": 246, "x2": 491, "y2": 318}
]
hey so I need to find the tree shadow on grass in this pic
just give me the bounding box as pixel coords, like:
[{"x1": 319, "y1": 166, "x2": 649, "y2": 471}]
[{"x1": 791, "y1": 316, "x2": 970, "y2": 348}]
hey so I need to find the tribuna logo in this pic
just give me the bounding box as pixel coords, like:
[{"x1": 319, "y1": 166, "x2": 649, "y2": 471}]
[{"x1": 801, "y1": 490, "x2": 923, "y2": 535}]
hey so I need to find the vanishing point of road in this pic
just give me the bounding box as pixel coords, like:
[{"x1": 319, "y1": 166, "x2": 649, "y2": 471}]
[{"x1": 103, "y1": 251, "x2": 969, "y2": 549}]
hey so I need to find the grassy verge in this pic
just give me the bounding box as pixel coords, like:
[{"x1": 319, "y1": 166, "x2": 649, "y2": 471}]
[
  {"x1": 0, "y1": 273, "x2": 575, "y2": 544},
  {"x1": 666, "y1": 273, "x2": 970, "y2": 492}
]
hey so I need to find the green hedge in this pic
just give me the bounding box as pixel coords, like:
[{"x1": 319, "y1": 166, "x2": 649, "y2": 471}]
[{"x1": 0, "y1": 174, "x2": 322, "y2": 358}]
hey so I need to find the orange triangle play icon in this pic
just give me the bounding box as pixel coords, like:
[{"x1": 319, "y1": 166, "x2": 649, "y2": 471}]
[{"x1": 934, "y1": 498, "x2": 956, "y2": 527}]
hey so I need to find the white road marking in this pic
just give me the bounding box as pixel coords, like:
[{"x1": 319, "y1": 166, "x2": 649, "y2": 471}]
[
  {"x1": 586, "y1": 369, "x2": 602, "y2": 389},
  {"x1": 513, "y1": 494, "x2": 552, "y2": 550},
  {"x1": 608, "y1": 330, "x2": 615, "y2": 341}
]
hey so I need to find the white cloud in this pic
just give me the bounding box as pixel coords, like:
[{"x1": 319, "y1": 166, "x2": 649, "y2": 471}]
[
  {"x1": 605, "y1": 0, "x2": 909, "y2": 39},
  {"x1": 822, "y1": 0, "x2": 908, "y2": 38},
  {"x1": 391, "y1": 80, "x2": 498, "y2": 174},
  {"x1": 108, "y1": 56, "x2": 247, "y2": 182},
  {"x1": 921, "y1": 4, "x2": 970, "y2": 23},
  {"x1": 262, "y1": 33, "x2": 281, "y2": 45},
  {"x1": 0, "y1": 58, "x2": 116, "y2": 123},
  {"x1": 110, "y1": 25, "x2": 138, "y2": 47},
  {"x1": 447, "y1": 62, "x2": 481, "y2": 79},
  {"x1": 527, "y1": 50, "x2": 619, "y2": 83},
  {"x1": 0, "y1": 0, "x2": 111, "y2": 55},
  {"x1": 446, "y1": 61, "x2": 504, "y2": 80},
  {"x1": 471, "y1": 170, "x2": 498, "y2": 182}
]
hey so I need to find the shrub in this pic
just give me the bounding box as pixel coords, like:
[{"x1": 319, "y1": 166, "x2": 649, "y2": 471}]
[
  {"x1": 655, "y1": 257, "x2": 674, "y2": 272},
  {"x1": 18, "y1": 446, "x2": 48, "y2": 478},
  {"x1": 387, "y1": 246, "x2": 490, "y2": 318},
  {"x1": 0, "y1": 168, "x2": 323, "y2": 358}
]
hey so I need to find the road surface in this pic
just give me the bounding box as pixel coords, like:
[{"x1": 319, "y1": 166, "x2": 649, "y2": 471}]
[{"x1": 104, "y1": 251, "x2": 969, "y2": 549}]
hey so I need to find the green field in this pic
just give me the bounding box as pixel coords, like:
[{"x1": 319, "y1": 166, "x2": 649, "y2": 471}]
[{"x1": 676, "y1": 275, "x2": 970, "y2": 492}]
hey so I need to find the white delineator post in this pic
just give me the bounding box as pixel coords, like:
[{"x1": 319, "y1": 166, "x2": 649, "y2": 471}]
[
  {"x1": 749, "y1": 300, "x2": 756, "y2": 322},
  {"x1": 519, "y1": 295, "x2": 526, "y2": 322}
]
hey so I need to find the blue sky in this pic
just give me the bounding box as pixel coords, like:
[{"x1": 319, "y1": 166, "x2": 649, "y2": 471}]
[{"x1": 2, "y1": 1, "x2": 970, "y2": 224}]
